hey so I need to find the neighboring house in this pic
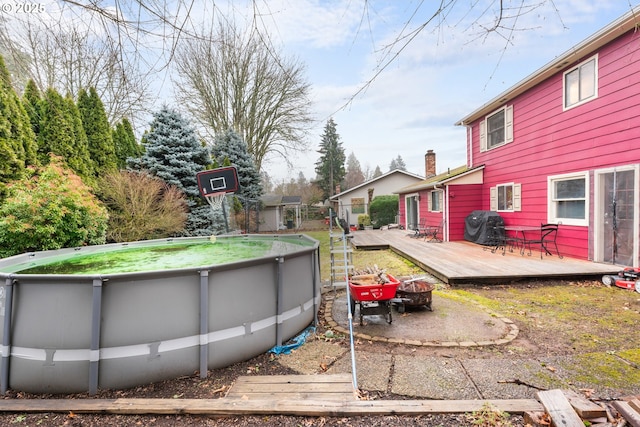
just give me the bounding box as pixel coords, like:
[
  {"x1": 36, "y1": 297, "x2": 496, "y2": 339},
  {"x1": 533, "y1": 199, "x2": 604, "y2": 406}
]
[
  {"x1": 399, "y1": 7, "x2": 640, "y2": 266},
  {"x1": 396, "y1": 153, "x2": 484, "y2": 242},
  {"x1": 330, "y1": 169, "x2": 423, "y2": 227},
  {"x1": 260, "y1": 194, "x2": 302, "y2": 232}
]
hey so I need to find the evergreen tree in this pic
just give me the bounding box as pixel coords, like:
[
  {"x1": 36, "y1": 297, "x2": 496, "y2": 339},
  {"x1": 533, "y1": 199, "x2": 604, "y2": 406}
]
[
  {"x1": 372, "y1": 165, "x2": 383, "y2": 178},
  {"x1": 22, "y1": 79, "x2": 41, "y2": 137},
  {"x1": 112, "y1": 117, "x2": 141, "y2": 169},
  {"x1": 78, "y1": 87, "x2": 117, "y2": 175},
  {"x1": 128, "y1": 106, "x2": 215, "y2": 235},
  {"x1": 38, "y1": 88, "x2": 94, "y2": 180},
  {"x1": 0, "y1": 56, "x2": 37, "y2": 198},
  {"x1": 389, "y1": 155, "x2": 407, "y2": 171},
  {"x1": 210, "y1": 129, "x2": 263, "y2": 202},
  {"x1": 344, "y1": 152, "x2": 365, "y2": 190},
  {"x1": 314, "y1": 118, "x2": 345, "y2": 200}
]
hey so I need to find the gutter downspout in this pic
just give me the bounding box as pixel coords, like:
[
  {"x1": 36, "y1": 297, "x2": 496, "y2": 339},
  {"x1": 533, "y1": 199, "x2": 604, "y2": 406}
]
[
  {"x1": 445, "y1": 185, "x2": 451, "y2": 242},
  {"x1": 466, "y1": 125, "x2": 473, "y2": 168}
]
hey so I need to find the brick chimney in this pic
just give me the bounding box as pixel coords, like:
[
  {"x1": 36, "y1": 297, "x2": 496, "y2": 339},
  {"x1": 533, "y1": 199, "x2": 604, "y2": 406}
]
[{"x1": 425, "y1": 150, "x2": 436, "y2": 178}]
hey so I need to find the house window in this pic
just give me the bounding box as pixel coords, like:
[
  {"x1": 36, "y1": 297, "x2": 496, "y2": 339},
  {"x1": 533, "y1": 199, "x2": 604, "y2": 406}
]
[
  {"x1": 490, "y1": 183, "x2": 521, "y2": 212},
  {"x1": 487, "y1": 109, "x2": 505, "y2": 148},
  {"x1": 564, "y1": 55, "x2": 598, "y2": 109},
  {"x1": 428, "y1": 190, "x2": 442, "y2": 212},
  {"x1": 548, "y1": 173, "x2": 588, "y2": 226},
  {"x1": 497, "y1": 184, "x2": 513, "y2": 211},
  {"x1": 479, "y1": 105, "x2": 513, "y2": 152},
  {"x1": 351, "y1": 198, "x2": 365, "y2": 214}
]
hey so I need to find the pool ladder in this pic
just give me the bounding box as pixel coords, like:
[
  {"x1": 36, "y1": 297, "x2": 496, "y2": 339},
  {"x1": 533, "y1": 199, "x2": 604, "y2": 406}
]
[{"x1": 328, "y1": 215, "x2": 354, "y2": 291}]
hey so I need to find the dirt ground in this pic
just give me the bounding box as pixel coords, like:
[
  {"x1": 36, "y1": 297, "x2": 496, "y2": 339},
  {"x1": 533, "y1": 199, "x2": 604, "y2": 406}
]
[{"x1": 1, "y1": 278, "x2": 638, "y2": 427}]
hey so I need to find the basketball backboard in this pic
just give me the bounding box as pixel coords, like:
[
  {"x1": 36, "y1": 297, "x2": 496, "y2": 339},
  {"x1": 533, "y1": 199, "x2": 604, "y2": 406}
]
[{"x1": 196, "y1": 166, "x2": 240, "y2": 197}]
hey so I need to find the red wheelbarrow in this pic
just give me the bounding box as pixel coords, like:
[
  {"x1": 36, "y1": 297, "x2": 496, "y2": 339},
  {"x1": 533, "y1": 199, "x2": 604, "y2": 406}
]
[{"x1": 348, "y1": 274, "x2": 400, "y2": 325}]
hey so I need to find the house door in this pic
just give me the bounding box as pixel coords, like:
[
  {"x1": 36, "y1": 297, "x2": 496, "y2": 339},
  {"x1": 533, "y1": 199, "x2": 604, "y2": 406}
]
[
  {"x1": 597, "y1": 169, "x2": 636, "y2": 266},
  {"x1": 405, "y1": 195, "x2": 418, "y2": 230}
]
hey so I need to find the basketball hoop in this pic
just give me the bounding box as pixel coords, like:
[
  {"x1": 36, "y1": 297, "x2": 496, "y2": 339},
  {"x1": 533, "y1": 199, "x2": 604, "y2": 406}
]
[
  {"x1": 205, "y1": 191, "x2": 226, "y2": 211},
  {"x1": 196, "y1": 167, "x2": 239, "y2": 232}
]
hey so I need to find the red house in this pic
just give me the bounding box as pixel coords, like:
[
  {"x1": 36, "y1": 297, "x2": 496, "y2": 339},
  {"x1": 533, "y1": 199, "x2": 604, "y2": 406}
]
[{"x1": 397, "y1": 7, "x2": 640, "y2": 267}]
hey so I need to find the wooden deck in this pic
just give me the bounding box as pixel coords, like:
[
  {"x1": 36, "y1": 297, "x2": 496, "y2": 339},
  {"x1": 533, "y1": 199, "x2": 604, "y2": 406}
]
[{"x1": 349, "y1": 229, "x2": 619, "y2": 284}]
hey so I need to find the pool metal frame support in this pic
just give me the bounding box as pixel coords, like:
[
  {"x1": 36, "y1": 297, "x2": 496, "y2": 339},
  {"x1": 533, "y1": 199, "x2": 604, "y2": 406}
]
[
  {"x1": 312, "y1": 251, "x2": 319, "y2": 326},
  {"x1": 1, "y1": 278, "x2": 15, "y2": 395},
  {"x1": 89, "y1": 278, "x2": 104, "y2": 395},
  {"x1": 275, "y1": 257, "x2": 284, "y2": 348},
  {"x1": 199, "y1": 270, "x2": 209, "y2": 379}
]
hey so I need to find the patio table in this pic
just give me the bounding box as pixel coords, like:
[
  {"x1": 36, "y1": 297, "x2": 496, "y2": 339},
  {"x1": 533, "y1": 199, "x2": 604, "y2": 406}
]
[{"x1": 504, "y1": 225, "x2": 541, "y2": 255}]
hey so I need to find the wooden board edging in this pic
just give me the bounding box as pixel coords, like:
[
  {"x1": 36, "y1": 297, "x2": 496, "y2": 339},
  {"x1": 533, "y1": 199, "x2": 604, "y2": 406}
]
[{"x1": 0, "y1": 398, "x2": 544, "y2": 416}]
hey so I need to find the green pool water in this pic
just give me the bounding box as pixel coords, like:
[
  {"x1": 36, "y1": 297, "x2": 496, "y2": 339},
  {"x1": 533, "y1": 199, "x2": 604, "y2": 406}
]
[{"x1": 5, "y1": 237, "x2": 310, "y2": 275}]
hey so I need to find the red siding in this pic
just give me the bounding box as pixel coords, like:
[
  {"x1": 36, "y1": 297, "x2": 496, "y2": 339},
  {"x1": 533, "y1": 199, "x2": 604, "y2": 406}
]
[
  {"x1": 468, "y1": 29, "x2": 640, "y2": 260},
  {"x1": 448, "y1": 185, "x2": 483, "y2": 240}
]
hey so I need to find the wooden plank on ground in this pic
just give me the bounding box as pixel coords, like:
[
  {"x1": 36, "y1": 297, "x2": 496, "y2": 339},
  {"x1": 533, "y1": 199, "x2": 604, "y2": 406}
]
[
  {"x1": 225, "y1": 374, "x2": 355, "y2": 401},
  {"x1": 0, "y1": 398, "x2": 544, "y2": 416},
  {"x1": 562, "y1": 389, "x2": 606, "y2": 419},
  {"x1": 537, "y1": 389, "x2": 585, "y2": 427},
  {"x1": 612, "y1": 401, "x2": 640, "y2": 427},
  {"x1": 626, "y1": 397, "x2": 640, "y2": 413}
]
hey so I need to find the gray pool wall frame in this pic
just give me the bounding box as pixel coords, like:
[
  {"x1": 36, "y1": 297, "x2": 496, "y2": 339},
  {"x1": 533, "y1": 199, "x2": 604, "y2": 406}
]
[{"x1": 0, "y1": 234, "x2": 320, "y2": 395}]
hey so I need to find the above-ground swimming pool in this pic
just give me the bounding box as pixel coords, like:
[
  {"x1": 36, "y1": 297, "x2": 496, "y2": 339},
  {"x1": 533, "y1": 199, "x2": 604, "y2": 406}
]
[{"x1": 0, "y1": 234, "x2": 321, "y2": 395}]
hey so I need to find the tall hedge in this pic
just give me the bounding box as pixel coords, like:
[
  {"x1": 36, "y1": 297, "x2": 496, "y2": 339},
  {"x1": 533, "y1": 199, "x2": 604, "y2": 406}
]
[
  {"x1": 78, "y1": 87, "x2": 117, "y2": 175},
  {"x1": 38, "y1": 88, "x2": 94, "y2": 180},
  {"x1": 369, "y1": 195, "x2": 399, "y2": 228},
  {"x1": 0, "y1": 57, "x2": 37, "y2": 198}
]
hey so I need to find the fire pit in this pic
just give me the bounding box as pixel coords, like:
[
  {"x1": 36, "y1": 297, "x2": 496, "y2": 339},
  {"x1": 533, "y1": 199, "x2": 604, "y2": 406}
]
[{"x1": 395, "y1": 279, "x2": 435, "y2": 313}]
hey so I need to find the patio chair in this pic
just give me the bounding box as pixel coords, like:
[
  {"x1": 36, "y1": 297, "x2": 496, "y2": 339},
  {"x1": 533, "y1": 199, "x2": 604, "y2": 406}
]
[
  {"x1": 408, "y1": 218, "x2": 428, "y2": 238},
  {"x1": 485, "y1": 224, "x2": 506, "y2": 254},
  {"x1": 525, "y1": 223, "x2": 562, "y2": 259},
  {"x1": 423, "y1": 220, "x2": 444, "y2": 242}
]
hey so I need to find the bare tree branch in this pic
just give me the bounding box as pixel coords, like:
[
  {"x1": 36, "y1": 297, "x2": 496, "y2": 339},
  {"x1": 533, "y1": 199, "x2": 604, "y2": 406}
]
[{"x1": 173, "y1": 20, "x2": 314, "y2": 172}]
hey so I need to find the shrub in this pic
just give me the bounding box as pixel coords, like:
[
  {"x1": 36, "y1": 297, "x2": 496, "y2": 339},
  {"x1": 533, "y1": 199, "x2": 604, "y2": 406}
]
[
  {"x1": 357, "y1": 214, "x2": 371, "y2": 226},
  {"x1": 98, "y1": 170, "x2": 188, "y2": 242},
  {"x1": 369, "y1": 195, "x2": 399, "y2": 228},
  {"x1": 0, "y1": 155, "x2": 108, "y2": 258}
]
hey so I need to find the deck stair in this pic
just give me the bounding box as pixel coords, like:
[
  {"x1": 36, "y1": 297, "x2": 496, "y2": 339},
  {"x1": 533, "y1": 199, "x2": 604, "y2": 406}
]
[{"x1": 225, "y1": 374, "x2": 355, "y2": 401}]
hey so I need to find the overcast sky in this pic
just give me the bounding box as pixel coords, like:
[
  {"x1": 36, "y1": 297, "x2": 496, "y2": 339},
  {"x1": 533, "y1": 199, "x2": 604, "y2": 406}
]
[
  {"x1": 16, "y1": 1, "x2": 636, "y2": 184},
  {"x1": 214, "y1": 1, "x2": 637, "y2": 184}
]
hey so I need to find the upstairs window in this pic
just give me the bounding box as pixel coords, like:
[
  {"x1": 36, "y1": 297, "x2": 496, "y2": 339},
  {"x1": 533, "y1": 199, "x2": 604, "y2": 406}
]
[
  {"x1": 480, "y1": 105, "x2": 513, "y2": 152},
  {"x1": 564, "y1": 55, "x2": 598, "y2": 110}
]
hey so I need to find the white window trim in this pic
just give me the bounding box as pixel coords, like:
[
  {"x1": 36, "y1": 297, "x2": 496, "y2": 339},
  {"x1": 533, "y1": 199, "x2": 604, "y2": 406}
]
[
  {"x1": 547, "y1": 171, "x2": 589, "y2": 226},
  {"x1": 563, "y1": 54, "x2": 598, "y2": 111},
  {"x1": 428, "y1": 189, "x2": 443, "y2": 212},
  {"x1": 480, "y1": 105, "x2": 513, "y2": 152},
  {"x1": 490, "y1": 182, "x2": 520, "y2": 212}
]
